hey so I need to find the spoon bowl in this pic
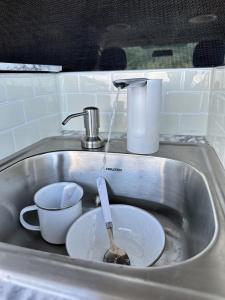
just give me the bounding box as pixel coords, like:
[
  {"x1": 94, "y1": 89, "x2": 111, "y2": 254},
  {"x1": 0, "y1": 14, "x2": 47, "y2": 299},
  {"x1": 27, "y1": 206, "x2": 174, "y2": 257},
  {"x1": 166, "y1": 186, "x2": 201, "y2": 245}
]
[
  {"x1": 96, "y1": 176, "x2": 131, "y2": 265},
  {"x1": 103, "y1": 228, "x2": 130, "y2": 265}
]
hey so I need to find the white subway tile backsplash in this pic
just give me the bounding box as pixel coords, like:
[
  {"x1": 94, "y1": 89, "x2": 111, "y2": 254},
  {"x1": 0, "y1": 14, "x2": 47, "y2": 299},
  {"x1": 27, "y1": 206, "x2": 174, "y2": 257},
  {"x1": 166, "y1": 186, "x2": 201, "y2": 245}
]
[
  {"x1": 160, "y1": 114, "x2": 179, "y2": 134},
  {"x1": 96, "y1": 93, "x2": 127, "y2": 112},
  {"x1": 208, "y1": 116, "x2": 219, "y2": 137},
  {"x1": 113, "y1": 113, "x2": 127, "y2": 132},
  {"x1": 24, "y1": 97, "x2": 47, "y2": 121},
  {"x1": 0, "y1": 84, "x2": 6, "y2": 103},
  {"x1": 184, "y1": 69, "x2": 211, "y2": 91},
  {"x1": 112, "y1": 71, "x2": 145, "y2": 81},
  {"x1": 0, "y1": 67, "x2": 220, "y2": 163},
  {"x1": 212, "y1": 68, "x2": 225, "y2": 90},
  {"x1": 59, "y1": 74, "x2": 79, "y2": 92},
  {"x1": 96, "y1": 94, "x2": 113, "y2": 112},
  {"x1": 163, "y1": 92, "x2": 203, "y2": 113},
  {"x1": 60, "y1": 94, "x2": 67, "y2": 113},
  {"x1": 0, "y1": 131, "x2": 15, "y2": 159},
  {"x1": 214, "y1": 116, "x2": 225, "y2": 133},
  {"x1": 60, "y1": 69, "x2": 212, "y2": 138},
  {"x1": 66, "y1": 93, "x2": 96, "y2": 112},
  {"x1": 46, "y1": 95, "x2": 60, "y2": 114},
  {"x1": 0, "y1": 74, "x2": 61, "y2": 160},
  {"x1": 38, "y1": 115, "x2": 61, "y2": 138},
  {"x1": 214, "y1": 93, "x2": 225, "y2": 114},
  {"x1": 14, "y1": 121, "x2": 41, "y2": 150},
  {"x1": 163, "y1": 93, "x2": 183, "y2": 113},
  {"x1": 201, "y1": 92, "x2": 210, "y2": 113},
  {"x1": 211, "y1": 137, "x2": 225, "y2": 165},
  {"x1": 145, "y1": 70, "x2": 184, "y2": 91},
  {"x1": 33, "y1": 75, "x2": 57, "y2": 95},
  {"x1": 180, "y1": 114, "x2": 208, "y2": 134},
  {"x1": 100, "y1": 112, "x2": 127, "y2": 132},
  {"x1": 216, "y1": 124, "x2": 225, "y2": 139},
  {"x1": 0, "y1": 102, "x2": 25, "y2": 130},
  {"x1": 4, "y1": 76, "x2": 33, "y2": 101},
  {"x1": 207, "y1": 67, "x2": 225, "y2": 168},
  {"x1": 79, "y1": 72, "x2": 111, "y2": 92}
]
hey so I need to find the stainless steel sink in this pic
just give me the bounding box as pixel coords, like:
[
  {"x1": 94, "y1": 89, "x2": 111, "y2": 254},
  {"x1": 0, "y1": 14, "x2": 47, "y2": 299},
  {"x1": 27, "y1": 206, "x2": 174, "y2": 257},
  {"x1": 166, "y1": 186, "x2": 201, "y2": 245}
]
[
  {"x1": 0, "y1": 150, "x2": 216, "y2": 267},
  {"x1": 0, "y1": 136, "x2": 225, "y2": 299}
]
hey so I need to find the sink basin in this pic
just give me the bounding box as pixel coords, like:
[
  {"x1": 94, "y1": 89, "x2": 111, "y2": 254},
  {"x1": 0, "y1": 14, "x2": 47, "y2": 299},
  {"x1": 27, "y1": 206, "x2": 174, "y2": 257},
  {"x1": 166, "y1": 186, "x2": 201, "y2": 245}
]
[
  {"x1": 0, "y1": 150, "x2": 216, "y2": 267},
  {"x1": 1, "y1": 137, "x2": 225, "y2": 299}
]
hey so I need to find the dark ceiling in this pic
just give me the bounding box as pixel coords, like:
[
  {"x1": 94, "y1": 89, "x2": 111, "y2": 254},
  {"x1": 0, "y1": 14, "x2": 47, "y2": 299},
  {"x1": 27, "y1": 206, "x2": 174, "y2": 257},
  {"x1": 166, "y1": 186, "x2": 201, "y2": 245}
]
[{"x1": 0, "y1": 0, "x2": 224, "y2": 70}]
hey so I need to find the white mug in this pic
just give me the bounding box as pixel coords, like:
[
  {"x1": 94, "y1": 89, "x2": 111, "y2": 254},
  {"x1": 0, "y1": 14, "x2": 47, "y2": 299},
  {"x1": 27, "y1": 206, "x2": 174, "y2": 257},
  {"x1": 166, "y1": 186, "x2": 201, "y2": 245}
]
[{"x1": 20, "y1": 182, "x2": 83, "y2": 244}]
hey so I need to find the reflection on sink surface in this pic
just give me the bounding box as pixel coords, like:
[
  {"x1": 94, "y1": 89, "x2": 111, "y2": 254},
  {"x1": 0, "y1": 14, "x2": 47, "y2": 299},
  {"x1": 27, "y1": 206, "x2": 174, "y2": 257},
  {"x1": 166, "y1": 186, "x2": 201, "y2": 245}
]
[{"x1": 0, "y1": 151, "x2": 216, "y2": 267}]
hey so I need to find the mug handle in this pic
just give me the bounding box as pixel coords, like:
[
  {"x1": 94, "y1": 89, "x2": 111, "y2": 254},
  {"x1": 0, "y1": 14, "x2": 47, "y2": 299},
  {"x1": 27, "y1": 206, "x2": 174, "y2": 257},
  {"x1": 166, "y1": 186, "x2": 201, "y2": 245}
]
[{"x1": 19, "y1": 205, "x2": 40, "y2": 231}]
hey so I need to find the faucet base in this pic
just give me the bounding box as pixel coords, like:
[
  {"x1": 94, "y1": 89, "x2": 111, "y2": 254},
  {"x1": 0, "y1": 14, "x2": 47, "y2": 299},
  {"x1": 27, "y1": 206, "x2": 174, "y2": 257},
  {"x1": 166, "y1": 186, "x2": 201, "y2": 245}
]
[{"x1": 81, "y1": 136, "x2": 105, "y2": 149}]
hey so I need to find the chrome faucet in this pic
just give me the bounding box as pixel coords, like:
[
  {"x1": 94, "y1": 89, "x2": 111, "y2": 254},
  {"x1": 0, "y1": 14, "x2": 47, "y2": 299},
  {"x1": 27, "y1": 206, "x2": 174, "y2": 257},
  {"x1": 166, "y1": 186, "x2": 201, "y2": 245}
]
[{"x1": 62, "y1": 107, "x2": 104, "y2": 149}]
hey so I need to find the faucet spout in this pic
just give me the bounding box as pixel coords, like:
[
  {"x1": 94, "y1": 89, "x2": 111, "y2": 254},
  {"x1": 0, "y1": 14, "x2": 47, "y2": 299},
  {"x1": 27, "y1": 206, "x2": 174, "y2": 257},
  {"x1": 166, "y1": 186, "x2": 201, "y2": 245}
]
[{"x1": 113, "y1": 78, "x2": 148, "y2": 89}]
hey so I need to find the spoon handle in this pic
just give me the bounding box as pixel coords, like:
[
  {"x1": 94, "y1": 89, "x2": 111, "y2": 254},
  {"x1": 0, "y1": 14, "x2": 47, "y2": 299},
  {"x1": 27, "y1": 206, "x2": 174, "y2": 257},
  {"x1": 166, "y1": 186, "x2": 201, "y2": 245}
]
[
  {"x1": 96, "y1": 176, "x2": 112, "y2": 228},
  {"x1": 60, "y1": 183, "x2": 76, "y2": 208}
]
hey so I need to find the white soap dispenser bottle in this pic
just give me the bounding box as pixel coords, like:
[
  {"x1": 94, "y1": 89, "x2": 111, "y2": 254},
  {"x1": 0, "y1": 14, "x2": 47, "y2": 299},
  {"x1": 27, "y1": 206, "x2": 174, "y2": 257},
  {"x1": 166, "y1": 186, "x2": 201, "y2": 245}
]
[{"x1": 113, "y1": 78, "x2": 162, "y2": 154}]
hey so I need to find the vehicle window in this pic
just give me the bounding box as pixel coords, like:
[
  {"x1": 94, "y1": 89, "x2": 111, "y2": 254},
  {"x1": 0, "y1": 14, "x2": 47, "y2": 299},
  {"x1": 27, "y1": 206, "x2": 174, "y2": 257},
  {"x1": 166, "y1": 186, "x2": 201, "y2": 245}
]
[
  {"x1": 0, "y1": 1, "x2": 224, "y2": 71},
  {"x1": 124, "y1": 44, "x2": 197, "y2": 69}
]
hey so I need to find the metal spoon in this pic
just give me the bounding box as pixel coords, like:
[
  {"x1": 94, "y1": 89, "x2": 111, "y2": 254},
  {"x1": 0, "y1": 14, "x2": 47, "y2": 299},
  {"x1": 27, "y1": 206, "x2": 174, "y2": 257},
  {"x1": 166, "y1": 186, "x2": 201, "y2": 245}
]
[{"x1": 96, "y1": 176, "x2": 130, "y2": 265}]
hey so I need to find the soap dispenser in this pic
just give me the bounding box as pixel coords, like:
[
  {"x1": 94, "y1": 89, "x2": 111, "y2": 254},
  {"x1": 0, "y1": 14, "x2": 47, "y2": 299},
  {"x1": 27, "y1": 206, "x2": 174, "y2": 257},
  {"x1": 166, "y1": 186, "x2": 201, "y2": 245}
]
[{"x1": 113, "y1": 78, "x2": 162, "y2": 154}]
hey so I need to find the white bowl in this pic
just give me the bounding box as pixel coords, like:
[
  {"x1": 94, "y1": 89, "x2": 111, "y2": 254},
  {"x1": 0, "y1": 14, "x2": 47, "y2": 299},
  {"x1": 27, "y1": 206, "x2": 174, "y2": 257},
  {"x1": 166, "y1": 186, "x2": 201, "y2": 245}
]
[{"x1": 66, "y1": 204, "x2": 165, "y2": 267}]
